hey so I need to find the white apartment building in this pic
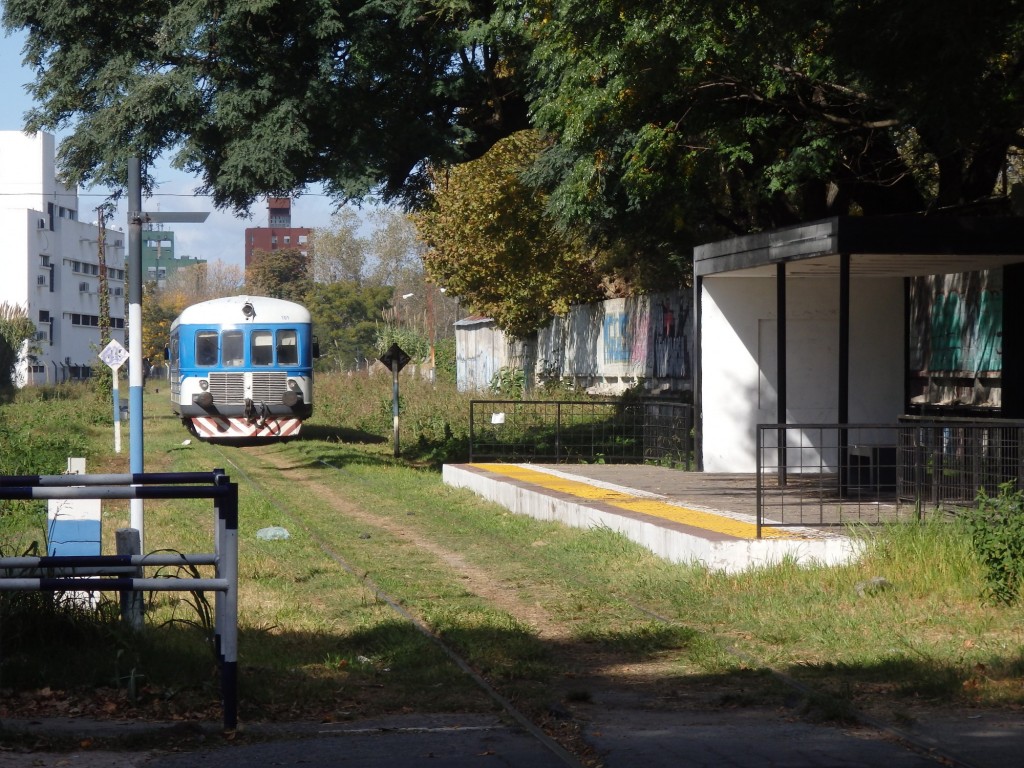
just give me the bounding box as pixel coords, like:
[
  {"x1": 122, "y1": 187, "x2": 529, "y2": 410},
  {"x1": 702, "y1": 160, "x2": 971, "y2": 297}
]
[{"x1": 0, "y1": 131, "x2": 126, "y2": 386}]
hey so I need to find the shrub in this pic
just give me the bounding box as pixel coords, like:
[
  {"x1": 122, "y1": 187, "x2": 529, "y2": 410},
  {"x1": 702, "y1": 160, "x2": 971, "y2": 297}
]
[{"x1": 963, "y1": 482, "x2": 1024, "y2": 605}]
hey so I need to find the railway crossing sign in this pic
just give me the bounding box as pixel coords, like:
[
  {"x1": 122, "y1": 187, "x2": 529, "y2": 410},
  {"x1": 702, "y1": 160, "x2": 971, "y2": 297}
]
[
  {"x1": 378, "y1": 342, "x2": 411, "y2": 372},
  {"x1": 99, "y1": 339, "x2": 129, "y2": 369},
  {"x1": 379, "y1": 343, "x2": 411, "y2": 457}
]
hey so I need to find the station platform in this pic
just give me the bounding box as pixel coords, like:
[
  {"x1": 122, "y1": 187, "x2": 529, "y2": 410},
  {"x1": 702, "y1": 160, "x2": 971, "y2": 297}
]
[{"x1": 443, "y1": 463, "x2": 861, "y2": 573}]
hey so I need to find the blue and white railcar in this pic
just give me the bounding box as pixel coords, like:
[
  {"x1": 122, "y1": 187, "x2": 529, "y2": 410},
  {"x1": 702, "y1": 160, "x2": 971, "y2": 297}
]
[{"x1": 169, "y1": 296, "x2": 319, "y2": 440}]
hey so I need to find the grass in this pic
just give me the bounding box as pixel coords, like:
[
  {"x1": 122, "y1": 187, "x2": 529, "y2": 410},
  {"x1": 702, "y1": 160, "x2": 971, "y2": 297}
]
[{"x1": 0, "y1": 373, "x2": 1022, "y2": 731}]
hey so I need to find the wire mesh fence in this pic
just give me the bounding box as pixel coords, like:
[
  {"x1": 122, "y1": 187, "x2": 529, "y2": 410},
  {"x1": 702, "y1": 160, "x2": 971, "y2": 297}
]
[
  {"x1": 469, "y1": 399, "x2": 694, "y2": 467},
  {"x1": 756, "y1": 420, "x2": 1024, "y2": 535}
]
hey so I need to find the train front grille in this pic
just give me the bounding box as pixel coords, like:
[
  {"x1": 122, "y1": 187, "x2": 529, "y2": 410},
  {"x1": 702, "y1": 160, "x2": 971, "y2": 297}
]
[
  {"x1": 251, "y1": 371, "x2": 288, "y2": 403},
  {"x1": 209, "y1": 372, "x2": 245, "y2": 402}
]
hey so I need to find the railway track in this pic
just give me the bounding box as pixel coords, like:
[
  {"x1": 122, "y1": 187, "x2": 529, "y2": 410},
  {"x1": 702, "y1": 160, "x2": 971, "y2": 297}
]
[{"x1": 202, "y1": 440, "x2": 989, "y2": 768}]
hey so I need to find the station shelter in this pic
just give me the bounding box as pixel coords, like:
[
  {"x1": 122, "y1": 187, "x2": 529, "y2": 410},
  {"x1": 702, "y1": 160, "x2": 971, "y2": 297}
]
[{"x1": 693, "y1": 216, "x2": 1024, "y2": 476}]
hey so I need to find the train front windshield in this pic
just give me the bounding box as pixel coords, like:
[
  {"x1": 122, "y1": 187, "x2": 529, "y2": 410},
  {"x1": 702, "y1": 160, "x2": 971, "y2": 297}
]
[{"x1": 191, "y1": 327, "x2": 305, "y2": 367}]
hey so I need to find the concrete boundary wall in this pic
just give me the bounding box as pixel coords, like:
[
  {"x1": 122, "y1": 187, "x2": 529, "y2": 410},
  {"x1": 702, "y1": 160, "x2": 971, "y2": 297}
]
[{"x1": 456, "y1": 291, "x2": 693, "y2": 395}]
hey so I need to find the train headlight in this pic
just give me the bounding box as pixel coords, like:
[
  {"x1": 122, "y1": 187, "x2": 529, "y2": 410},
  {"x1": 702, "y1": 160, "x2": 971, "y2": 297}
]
[{"x1": 199, "y1": 379, "x2": 209, "y2": 391}]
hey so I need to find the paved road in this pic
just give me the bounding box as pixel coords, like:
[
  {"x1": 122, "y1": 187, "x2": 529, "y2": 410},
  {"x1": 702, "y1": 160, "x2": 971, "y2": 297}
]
[{"x1": 3, "y1": 703, "x2": 1022, "y2": 768}]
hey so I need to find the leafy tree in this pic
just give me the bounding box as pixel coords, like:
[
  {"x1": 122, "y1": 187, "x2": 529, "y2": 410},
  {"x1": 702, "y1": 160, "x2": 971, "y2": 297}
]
[
  {"x1": 366, "y1": 210, "x2": 426, "y2": 292},
  {"x1": 140, "y1": 283, "x2": 184, "y2": 368},
  {"x1": 0, "y1": 303, "x2": 36, "y2": 395},
  {"x1": 305, "y1": 281, "x2": 393, "y2": 372},
  {"x1": 162, "y1": 261, "x2": 245, "y2": 306},
  {"x1": 247, "y1": 248, "x2": 312, "y2": 302},
  {"x1": 3, "y1": 0, "x2": 530, "y2": 211},
  {"x1": 522, "y1": 0, "x2": 1024, "y2": 253},
  {"x1": 416, "y1": 130, "x2": 603, "y2": 337},
  {"x1": 310, "y1": 209, "x2": 368, "y2": 285}
]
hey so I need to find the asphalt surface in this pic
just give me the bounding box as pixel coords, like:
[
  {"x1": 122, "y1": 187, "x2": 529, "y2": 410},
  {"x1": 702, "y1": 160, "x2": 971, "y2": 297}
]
[{"x1": 3, "y1": 701, "x2": 1023, "y2": 768}]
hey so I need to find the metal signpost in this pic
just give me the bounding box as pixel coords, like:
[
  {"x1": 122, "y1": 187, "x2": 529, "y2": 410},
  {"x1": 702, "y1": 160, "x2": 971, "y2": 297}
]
[
  {"x1": 99, "y1": 339, "x2": 130, "y2": 453},
  {"x1": 378, "y1": 343, "x2": 411, "y2": 457}
]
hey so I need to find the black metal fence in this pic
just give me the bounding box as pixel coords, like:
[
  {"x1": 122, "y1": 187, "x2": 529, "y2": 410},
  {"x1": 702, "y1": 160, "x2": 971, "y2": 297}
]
[
  {"x1": 756, "y1": 420, "x2": 1024, "y2": 535},
  {"x1": 469, "y1": 399, "x2": 694, "y2": 467}
]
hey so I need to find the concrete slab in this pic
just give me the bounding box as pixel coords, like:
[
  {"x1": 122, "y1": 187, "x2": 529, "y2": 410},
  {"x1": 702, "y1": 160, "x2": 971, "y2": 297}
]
[{"x1": 443, "y1": 464, "x2": 862, "y2": 573}]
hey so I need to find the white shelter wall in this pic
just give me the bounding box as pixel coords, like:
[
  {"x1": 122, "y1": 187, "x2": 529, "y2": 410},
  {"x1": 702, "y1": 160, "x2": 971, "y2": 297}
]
[{"x1": 701, "y1": 274, "x2": 904, "y2": 473}]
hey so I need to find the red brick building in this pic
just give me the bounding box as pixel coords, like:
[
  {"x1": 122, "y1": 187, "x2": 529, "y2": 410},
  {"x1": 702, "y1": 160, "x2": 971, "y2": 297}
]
[{"x1": 244, "y1": 198, "x2": 312, "y2": 269}]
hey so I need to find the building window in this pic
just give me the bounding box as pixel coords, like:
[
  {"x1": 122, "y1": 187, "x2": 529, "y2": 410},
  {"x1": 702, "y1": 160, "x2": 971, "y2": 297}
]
[
  {"x1": 69, "y1": 313, "x2": 112, "y2": 328},
  {"x1": 40, "y1": 255, "x2": 50, "y2": 268}
]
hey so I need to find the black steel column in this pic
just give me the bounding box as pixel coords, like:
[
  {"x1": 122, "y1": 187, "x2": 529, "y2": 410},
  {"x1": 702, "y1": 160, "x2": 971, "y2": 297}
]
[
  {"x1": 777, "y1": 262, "x2": 787, "y2": 486},
  {"x1": 903, "y1": 277, "x2": 911, "y2": 413},
  {"x1": 1003, "y1": 264, "x2": 1024, "y2": 419},
  {"x1": 838, "y1": 252, "x2": 851, "y2": 491},
  {"x1": 693, "y1": 275, "x2": 703, "y2": 471}
]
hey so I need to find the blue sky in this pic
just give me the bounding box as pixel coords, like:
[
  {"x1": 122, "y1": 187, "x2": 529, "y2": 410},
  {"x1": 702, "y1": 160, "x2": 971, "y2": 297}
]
[{"x1": 1, "y1": 29, "x2": 343, "y2": 270}]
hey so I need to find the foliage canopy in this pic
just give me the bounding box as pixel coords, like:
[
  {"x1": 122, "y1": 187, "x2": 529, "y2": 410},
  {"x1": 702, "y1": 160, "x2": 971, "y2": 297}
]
[
  {"x1": 3, "y1": 0, "x2": 529, "y2": 211},
  {"x1": 417, "y1": 130, "x2": 602, "y2": 336},
  {"x1": 522, "y1": 0, "x2": 1024, "y2": 247},
  {"x1": 8, "y1": 0, "x2": 1024, "y2": 310}
]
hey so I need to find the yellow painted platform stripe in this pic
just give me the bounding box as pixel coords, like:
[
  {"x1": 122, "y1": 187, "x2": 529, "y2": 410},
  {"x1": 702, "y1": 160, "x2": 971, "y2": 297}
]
[{"x1": 471, "y1": 463, "x2": 798, "y2": 540}]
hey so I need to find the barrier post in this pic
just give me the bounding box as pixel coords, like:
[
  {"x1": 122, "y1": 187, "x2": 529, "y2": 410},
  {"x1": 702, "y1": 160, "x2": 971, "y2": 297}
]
[
  {"x1": 116, "y1": 528, "x2": 144, "y2": 631},
  {"x1": 216, "y1": 471, "x2": 239, "y2": 730}
]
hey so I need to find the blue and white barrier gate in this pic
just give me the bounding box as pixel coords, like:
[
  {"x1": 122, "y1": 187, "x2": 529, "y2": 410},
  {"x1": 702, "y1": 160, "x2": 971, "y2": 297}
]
[{"x1": 0, "y1": 470, "x2": 239, "y2": 730}]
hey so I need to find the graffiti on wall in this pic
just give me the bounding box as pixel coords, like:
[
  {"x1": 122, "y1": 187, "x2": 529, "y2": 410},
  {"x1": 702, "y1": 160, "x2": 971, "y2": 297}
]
[
  {"x1": 909, "y1": 271, "x2": 1002, "y2": 375},
  {"x1": 908, "y1": 270, "x2": 1002, "y2": 409},
  {"x1": 653, "y1": 297, "x2": 690, "y2": 379},
  {"x1": 463, "y1": 291, "x2": 694, "y2": 393},
  {"x1": 603, "y1": 312, "x2": 631, "y2": 364},
  {"x1": 601, "y1": 295, "x2": 690, "y2": 378}
]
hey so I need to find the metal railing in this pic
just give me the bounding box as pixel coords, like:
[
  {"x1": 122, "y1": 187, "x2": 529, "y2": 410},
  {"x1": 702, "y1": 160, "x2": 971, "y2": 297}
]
[
  {"x1": 0, "y1": 470, "x2": 239, "y2": 730},
  {"x1": 470, "y1": 399, "x2": 694, "y2": 467},
  {"x1": 756, "y1": 420, "x2": 1024, "y2": 536}
]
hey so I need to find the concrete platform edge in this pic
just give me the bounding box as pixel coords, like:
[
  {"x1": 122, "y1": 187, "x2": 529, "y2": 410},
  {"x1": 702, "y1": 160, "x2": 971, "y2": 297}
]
[{"x1": 443, "y1": 464, "x2": 863, "y2": 573}]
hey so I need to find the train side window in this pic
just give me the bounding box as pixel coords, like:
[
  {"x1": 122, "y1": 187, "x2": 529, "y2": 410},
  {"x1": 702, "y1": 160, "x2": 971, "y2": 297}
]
[
  {"x1": 169, "y1": 334, "x2": 179, "y2": 375},
  {"x1": 276, "y1": 329, "x2": 298, "y2": 365},
  {"x1": 251, "y1": 330, "x2": 273, "y2": 366},
  {"x1": 196, "y1": 331, "x2": 219, "y2": 366},
  {"x1": 223, "y1": 330, "x2": 244, "y2": 367}
]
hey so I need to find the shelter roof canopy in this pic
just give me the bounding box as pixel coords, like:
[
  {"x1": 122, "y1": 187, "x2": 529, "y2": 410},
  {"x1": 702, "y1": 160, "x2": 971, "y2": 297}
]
[{"x1": 693, "y1": 216, "x2": 1024, "y2": 278}]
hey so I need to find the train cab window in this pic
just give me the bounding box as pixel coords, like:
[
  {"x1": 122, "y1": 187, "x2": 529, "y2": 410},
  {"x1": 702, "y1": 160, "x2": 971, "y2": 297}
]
[
  {"x1": 222, "y1": 330, "x2": 244, "y2": 367},
  {"x1": 196, "y1": 331, "x2": 219, "y2": 367},
  {"x1": 251, "y1": 330, "x2": 273, "y2": 366},
  {"x1": 276, "y1": 329, "x2": 298, "y2": 365}
]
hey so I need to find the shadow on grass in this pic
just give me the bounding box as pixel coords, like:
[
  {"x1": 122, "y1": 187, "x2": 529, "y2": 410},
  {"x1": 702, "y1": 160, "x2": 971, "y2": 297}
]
[
  {"x1": 7, "y1": 597, "x2": 1018, "y2": 730},
  {"x1": 301, "y1": 425, "x2": 388, "y2": 444}
]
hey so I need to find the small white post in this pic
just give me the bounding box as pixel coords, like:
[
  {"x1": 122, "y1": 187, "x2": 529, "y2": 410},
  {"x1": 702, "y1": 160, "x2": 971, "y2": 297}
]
[{"x1": 112, "y1": 373, "x2": 122, "y2": 454}]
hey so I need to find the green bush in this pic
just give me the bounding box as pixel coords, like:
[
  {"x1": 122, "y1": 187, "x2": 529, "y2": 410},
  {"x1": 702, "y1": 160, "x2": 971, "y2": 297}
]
[{"x1": 964, "y1": 482, "x2": 1024, "y2": 605}]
